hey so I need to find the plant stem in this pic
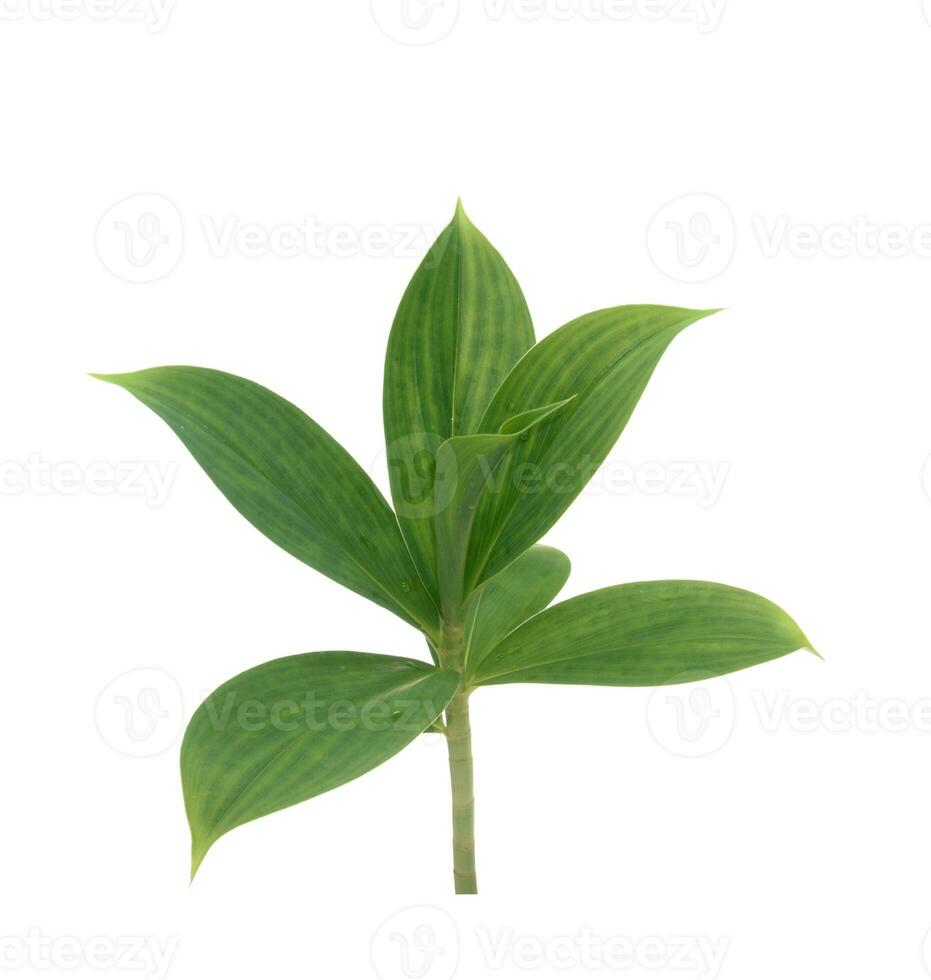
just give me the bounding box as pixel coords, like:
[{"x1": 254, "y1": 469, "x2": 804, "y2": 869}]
[
  {"x1": 439, "y1": 621, "x2": 477, "y2": 894},
  {"x1": 445, "y1": 689, "x2": 476, "y2": 893}
]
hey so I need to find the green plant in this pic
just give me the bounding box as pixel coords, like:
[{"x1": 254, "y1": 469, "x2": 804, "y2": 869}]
[{"x1": 94, "y1": 201, "x2": 816, "y2": 894}]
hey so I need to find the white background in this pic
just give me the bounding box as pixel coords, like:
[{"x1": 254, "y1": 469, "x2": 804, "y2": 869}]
[{"x1": 3, "y1": 2, "x2": 931, "y2": 978}]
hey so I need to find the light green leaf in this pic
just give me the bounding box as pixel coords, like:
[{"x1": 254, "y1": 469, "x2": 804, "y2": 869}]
[
  {"x1": 182, "y1": 651, "x2": 459, "y2": 876},
  {"x1": 463, "y1": 306, "x2": 720, "y2": 591},
  {"x1": 383, "y1": 201, "x2": 535, "y2": 600},
  {"x1": 434, "y1": 399, "x2": 573, "y2": 618},
  {"x1": 462, "y1": 545, "x2": 571, "y2": 679},
  {"x1": 94, "y1": 367, "x2": 439, "y2": 635},
  {"x1": 472, "y1": 580, "x2": 815, "y2": 687}
]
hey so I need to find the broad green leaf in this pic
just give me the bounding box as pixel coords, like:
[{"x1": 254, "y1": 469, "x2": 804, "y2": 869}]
[
  {"x1": 472, "y1": 580, "x2": 815, "y2": 687},
  {"x1": 94, "y1": 368, "x2": 439, "y2": 635},
  {"x1": 434, "y1": 399, "x2": 573, "y2": 618},
  {"x1": 182, "y1": 651, "x2": 459, "y2": 876},
  {"x1": 383, "y1": 201, "x2": 535, "y2": 600},
  {"x1": 463, "y1": 306, "x2": 720, "y2": 592},
  {"x1": 462, "y1": 545, "x2": 571, "y2": 679}
]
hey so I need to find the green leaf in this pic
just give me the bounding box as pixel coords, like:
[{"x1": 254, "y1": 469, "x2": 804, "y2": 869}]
[
  {"x1": 383, "y1": 201, "x2": 535, "y2": 600},
  {"x1": 472, "y1": 580, "x2": 815, "y2": 687},
  {"x1": 182, "y1": 651, "x2": 459, "y2": 876},
  {"x1": 433, "y1": 399, "x2": 573, "y2": 618},
  {"x1": 463, "y1": 306, "x2": 720, "y2": 592},
  {"x1": 462, "y1": 545, "x2": 571, "y2": 679},
  {"x1": 93, "y1": 367, "x2": 439, "y2": 636}
]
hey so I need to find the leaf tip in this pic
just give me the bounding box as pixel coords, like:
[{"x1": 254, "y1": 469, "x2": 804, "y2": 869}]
[
  {"x1": 663, "y1": 306, "x2": 725, "y2": 342},
  {"x1": 89, "y1": 370, "x2": 137, "y2": 389},
  {"x1": 453, "y1": 197, "x2": 472, "y2": 228},
  {"x1": 189, "y1": 839, "x2": 209, "y2": 882},
  {"x1": 792, "y1": 621, "x2": 820, "y2": 660},
  {"x1": 497, "y1": 394, "x2": 577, "y2": 435}
]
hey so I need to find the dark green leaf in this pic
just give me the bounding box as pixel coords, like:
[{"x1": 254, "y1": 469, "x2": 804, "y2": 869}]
[
  {"x1": 94, "y1": 367, "x2": 439, "y2": 635},
  {"x1": 472, "y1": 580, "x2": 815, "y2": 687},
  {"x1": 462, "y1": 545, "x2": 570, "y2": 679},
  {"x1": 383, "y1": 201, "x2": 535, "y2": 599},
  {"x1": 182, "y1": 651, "x2": 459, "y2": 876},
  {"x1": 434, "y1": 400, "x2": 572, "y2": 618},
  {"x1": 464, "y1": 306, "x2": 719, "y2": 591}
]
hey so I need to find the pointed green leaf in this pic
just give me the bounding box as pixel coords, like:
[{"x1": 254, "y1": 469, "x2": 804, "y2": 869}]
[
  {"x1": 462, "y1": 545, "x2": 571, "y2": 679},
  {"x1": 383, "y1": 201, "x2": 535, "y2": 599},
  {"x1": 182, "y1": 651, "x2": 459, "y2": 876},
  {"x1": 434, "y1": 399, "x2": 573, "y2": 618},
  {"x1": 472, "y1": 580, "x2": 815, "y2": 687},
  {"x1": 94, "y1": 367, "x2": 439, "y2": 635},
  {"x1": 463, "y1": 306, "x2": 720, "y2": 591}
]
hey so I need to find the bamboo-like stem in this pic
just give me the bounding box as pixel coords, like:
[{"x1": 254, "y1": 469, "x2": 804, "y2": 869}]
[
  {"x1": 439, "y1": 621, "x2": 477, "y2": 894},
  {"x1": 446, "y1": 689, "x2": 476, "y2": 893}
]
